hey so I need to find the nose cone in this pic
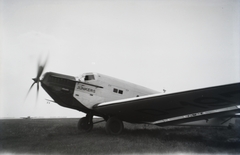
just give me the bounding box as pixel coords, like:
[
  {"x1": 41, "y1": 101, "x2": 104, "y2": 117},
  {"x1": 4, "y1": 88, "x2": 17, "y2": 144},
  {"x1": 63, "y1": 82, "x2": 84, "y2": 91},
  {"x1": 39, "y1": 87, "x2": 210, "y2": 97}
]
[{"x1": 39, "y1": 72, "x2": 90, "y2": 113}]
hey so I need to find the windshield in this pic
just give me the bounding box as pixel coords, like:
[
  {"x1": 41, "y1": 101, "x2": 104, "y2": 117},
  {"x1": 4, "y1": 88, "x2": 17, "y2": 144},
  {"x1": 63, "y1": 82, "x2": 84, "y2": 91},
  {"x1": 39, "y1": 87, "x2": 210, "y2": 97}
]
[{"x1": 84, "y1": 74, "x2": 95, "y2": 81}]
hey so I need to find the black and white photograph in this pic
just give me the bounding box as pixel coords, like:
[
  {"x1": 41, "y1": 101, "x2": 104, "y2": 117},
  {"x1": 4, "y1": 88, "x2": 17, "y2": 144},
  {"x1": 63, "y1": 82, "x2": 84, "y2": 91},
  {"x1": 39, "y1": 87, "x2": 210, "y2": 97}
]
[{"x1": 1, "y1": 0, "x2": 240, "y2": 154}]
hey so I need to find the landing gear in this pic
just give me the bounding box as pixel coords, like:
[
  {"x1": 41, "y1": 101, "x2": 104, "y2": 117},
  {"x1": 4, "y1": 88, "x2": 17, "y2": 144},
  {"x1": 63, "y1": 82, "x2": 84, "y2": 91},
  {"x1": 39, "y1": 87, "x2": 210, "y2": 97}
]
[
  {"x1": 77, "y1": 114, "x2": 124, "y2": 134},
  {"x1": 78, "y1": 113, "x2": 93, "y2": 132},
  {"x1": 227, "y1": 123, "x2": 234, "y2": 130},
  {"x1": 105, "y1": 117, "x2": 124, "y2": 135}
]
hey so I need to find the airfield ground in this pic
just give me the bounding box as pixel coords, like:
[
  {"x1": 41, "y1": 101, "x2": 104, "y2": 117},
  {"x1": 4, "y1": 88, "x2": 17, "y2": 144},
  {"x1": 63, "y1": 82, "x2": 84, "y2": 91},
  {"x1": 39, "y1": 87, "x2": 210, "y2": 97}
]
[{"x1": 0, "y1": 118, "x2": 240, "y2": 155}]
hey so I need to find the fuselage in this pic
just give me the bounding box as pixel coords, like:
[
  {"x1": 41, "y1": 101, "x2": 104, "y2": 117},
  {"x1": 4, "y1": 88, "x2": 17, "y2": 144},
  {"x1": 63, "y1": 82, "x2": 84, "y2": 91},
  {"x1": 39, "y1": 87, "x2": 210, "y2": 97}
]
[
  {"x1": 41, "y1": 72, "x2": 159, "y2": 117},
  {"x1": 40, "y1": 72, "x2": 238, "y2": 129}
]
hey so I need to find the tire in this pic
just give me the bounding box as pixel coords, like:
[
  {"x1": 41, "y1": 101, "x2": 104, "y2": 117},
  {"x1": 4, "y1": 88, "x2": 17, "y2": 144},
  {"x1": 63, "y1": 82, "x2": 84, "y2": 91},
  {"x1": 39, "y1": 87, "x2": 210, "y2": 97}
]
[
  {"x1": 78, "y1": 117, "x2": 93, "y2": 132},
  {"x1": 227, "y1": 123, "x2": 234, "y2": 130},
  {"x1": 105, "y1": 117, "x2": 124, "y2": 135}
]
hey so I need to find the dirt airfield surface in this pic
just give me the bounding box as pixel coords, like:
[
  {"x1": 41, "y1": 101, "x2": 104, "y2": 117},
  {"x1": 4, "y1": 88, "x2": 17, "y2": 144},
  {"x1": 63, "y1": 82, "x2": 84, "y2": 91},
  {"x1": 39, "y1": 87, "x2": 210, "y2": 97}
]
[{"x1": 0, "y1": 118, "x2": 240, "y2": 155}]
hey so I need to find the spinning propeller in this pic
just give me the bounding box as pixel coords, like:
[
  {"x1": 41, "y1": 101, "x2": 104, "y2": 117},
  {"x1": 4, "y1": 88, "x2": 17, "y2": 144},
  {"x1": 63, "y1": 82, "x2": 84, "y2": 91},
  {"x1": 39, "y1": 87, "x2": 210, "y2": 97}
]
[{"x1": 25, "y1": 56, "x2": 48, "y2": 101}]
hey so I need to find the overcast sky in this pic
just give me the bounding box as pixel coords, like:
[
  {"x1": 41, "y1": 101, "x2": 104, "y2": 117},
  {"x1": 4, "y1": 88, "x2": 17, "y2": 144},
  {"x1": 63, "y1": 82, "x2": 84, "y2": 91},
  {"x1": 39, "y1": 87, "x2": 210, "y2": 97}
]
[{"x1": 1, "y1": 0, "x2": 239, "y2": 118}]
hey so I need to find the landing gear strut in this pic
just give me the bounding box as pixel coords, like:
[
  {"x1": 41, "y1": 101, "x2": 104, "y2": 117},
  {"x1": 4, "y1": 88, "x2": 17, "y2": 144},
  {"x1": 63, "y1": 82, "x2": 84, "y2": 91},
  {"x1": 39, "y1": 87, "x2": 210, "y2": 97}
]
[
  {"x1": 78, "y1": 113, "x2": 93, "y2": 132},
  {"x1": 105, "y1": 117, "x2": 124, "y2": 135}
]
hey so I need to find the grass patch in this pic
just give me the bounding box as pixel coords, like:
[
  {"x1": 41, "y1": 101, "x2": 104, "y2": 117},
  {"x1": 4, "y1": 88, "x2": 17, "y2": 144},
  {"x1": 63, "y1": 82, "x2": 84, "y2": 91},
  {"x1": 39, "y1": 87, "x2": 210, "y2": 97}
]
[{"x1": 0, "y1": 118, "x2": 240, "y2": 154}]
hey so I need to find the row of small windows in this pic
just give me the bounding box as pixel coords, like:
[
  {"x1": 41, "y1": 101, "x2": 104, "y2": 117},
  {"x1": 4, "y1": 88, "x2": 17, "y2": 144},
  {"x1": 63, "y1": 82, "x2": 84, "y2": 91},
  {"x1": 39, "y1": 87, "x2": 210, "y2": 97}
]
[{"x1": 113, "y1": 88, "x2": 123, "y2": 94}]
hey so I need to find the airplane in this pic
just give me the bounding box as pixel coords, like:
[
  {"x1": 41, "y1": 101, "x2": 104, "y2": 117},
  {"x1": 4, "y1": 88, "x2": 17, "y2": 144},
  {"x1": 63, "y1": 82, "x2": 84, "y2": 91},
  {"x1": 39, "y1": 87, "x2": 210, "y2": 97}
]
[{"x1": 26, "y1": 59, "x2": 240, "y2": 135}]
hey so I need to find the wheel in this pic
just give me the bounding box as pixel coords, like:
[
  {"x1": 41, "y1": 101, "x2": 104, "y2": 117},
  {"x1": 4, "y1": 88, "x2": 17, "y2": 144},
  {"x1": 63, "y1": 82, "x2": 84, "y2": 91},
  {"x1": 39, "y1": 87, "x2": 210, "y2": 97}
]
[
  {"x1": 78, "y1": 117, "x2": 93, "y2": 132},
  {"x1": 105, "y1": 117, "x2": 124, "y2": 135},
  {"x1": 227, "y1": 123, "x2": 234, "y2": 130}
]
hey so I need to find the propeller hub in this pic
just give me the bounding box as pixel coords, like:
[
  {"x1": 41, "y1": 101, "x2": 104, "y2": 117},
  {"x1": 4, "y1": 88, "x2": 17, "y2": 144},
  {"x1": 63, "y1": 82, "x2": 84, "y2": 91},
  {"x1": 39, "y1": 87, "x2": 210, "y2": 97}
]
[
  {"x1": 32, "y1": 78, "x2": 38, "y2": 83},
  {"x1": 32, "y1": 77, "x2": 42, "y2": 83},
  {"x1": 25, "y1": 55, "x2": 48, "y2": 101}
]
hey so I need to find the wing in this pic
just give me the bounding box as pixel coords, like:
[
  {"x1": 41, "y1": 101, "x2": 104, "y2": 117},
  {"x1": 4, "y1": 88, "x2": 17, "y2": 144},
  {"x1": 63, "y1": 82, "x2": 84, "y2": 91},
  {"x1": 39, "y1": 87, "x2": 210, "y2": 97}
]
[{"x1": 93, "y1": 83, "x2": 240, "y2": 126}]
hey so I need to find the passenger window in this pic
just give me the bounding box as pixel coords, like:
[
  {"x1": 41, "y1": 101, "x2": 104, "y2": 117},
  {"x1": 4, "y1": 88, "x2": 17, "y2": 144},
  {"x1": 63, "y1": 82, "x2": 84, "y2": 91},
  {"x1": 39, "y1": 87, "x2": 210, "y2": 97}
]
[
  {"x1": 118, "y1": 90, "x2": 123, "y2": 94},
  {"x1": 113, "y1": 88, "x2": 118, "y2": 93}
]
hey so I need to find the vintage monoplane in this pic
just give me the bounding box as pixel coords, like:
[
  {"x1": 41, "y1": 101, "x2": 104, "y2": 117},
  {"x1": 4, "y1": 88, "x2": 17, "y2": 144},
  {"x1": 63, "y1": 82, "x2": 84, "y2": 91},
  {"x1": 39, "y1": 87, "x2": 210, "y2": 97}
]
[{"x1": 26, "y1": 59, "x2": 240, "y2": 134}]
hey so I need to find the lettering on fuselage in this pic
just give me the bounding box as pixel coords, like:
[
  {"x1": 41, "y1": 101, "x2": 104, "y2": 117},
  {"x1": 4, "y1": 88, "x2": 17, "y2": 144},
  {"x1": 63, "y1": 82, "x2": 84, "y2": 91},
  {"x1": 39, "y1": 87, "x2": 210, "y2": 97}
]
[{"x1": 76, "y1": 85, "x2": 95, "y2": 93}]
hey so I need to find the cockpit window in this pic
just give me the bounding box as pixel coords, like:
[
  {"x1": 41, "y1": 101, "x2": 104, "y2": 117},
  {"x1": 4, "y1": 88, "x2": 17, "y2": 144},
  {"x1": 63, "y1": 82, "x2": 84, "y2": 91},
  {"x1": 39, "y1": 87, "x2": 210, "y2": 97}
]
[{"x1": 85, "y1": 75, "x2": 95, "y2": 81}]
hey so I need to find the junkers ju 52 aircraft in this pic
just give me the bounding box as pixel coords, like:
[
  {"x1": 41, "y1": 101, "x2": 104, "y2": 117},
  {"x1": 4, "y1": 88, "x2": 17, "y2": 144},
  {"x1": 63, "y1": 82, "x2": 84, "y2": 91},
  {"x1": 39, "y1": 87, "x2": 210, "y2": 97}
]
[{"x1": 26, "y1": 58, "x2": 240, "y2": 135}]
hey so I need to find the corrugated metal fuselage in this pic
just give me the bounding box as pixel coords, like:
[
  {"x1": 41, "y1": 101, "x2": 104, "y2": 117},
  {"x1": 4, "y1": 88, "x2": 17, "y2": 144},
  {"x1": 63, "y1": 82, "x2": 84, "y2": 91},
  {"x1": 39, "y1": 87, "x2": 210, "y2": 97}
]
[{"x1": 40, "y1": 72, "x2": 158, "y2": 117}]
